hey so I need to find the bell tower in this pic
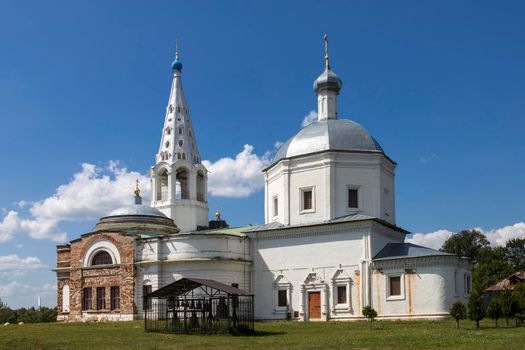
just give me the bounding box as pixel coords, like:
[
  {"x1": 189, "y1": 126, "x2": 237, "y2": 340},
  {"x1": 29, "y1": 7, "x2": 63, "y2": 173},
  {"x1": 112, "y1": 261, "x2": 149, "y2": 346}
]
[{"x1": 150, "y1": 45, "x2": 209, "y2": 232}]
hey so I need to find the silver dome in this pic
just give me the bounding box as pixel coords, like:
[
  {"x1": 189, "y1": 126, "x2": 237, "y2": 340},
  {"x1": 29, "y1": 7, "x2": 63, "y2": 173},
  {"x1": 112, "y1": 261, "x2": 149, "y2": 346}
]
[
  {"x1": 272, "y1": 119, "x2": 384, "y2": 165},
  {"x1": 106, "y1": 205, "x2": 167, "y2": 218},
  {"x1": 313, "y1": 68, "x2": 342, "y2": 92}
]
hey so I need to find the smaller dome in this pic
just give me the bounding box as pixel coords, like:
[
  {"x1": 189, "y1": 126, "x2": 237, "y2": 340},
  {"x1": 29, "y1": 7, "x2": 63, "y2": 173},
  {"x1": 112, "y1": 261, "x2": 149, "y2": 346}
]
[
  {"x1": 313, "y1": 68, "x2": 342, "y2": 92},
  {"x1": 172, "y1": 59, "x2": 183, "y2": 71},
  {"x1": 106, "y1": 204, "x2": 167, "y2": 218}
]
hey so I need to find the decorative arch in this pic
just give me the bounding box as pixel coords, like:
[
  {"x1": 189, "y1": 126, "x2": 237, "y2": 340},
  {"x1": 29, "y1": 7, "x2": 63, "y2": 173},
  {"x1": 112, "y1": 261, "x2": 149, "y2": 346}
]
[
  {"x1": 300, "y1": 271, "x2": 329, "y2": 321},
  {"x1": 82, "y1": 240, "x2": 121, "y2": 268}
]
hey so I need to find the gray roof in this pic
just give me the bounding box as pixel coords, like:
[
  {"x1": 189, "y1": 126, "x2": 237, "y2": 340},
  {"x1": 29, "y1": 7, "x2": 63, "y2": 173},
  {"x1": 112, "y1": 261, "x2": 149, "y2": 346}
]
[
  {"x1": 244, "y1": 213, "x2": 408, "y2": 234},
  {"x1": 271, "y1": 119, "x2": 385, "y2": 167},
  {"x1": 313, "y1": 67, "x2": 343, "y2": 92},
  {"x1": 373, "y1": 243, "x2": 453, "y2": 261},
  {"x1": 105, "y1": 204, "x2": 167, "y2": 218}
]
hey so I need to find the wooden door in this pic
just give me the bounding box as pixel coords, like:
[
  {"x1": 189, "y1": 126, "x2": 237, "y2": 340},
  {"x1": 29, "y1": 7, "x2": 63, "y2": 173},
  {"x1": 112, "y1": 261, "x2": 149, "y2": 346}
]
[{"x1": 308, "y1": 292, "x2": 321, "y2": 320}]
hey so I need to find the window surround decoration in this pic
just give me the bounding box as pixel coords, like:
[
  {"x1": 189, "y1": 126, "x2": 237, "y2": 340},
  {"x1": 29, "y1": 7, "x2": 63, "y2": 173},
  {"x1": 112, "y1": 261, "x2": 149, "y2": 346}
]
[
  {"x1": 272, "y1": 274, "x2": 292, "y2": 316},
  {"x1": 299, "y1": 186, "x2": 315, "y2": 214},
  {"x1": 82, "y1": 240, "x2": 121, "y2": 268},
  {"x1": 346, "y1": 185, "x2": 361, "y2": 212},
  {"x1": 385, "y1": 273, "x2": 405, "y2": 301},
  {"x1": 331, "y1": 269, "x2": 353, "y2": 313}
]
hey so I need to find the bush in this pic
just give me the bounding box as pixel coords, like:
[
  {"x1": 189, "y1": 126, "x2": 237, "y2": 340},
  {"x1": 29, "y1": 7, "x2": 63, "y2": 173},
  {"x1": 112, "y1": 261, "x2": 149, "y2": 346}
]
[
  {"x1": 487, "y1": 299, "x2": 502, "y2": 327},
  {"x1": 449, "y1": 301, "x2": 466, "y2": 329},
  {"x1": 500, "y1": 288, "x2": 517, "y2": 326},
  {"x1": 362, "y1": 305, "x2": 378, "y2": 330}
]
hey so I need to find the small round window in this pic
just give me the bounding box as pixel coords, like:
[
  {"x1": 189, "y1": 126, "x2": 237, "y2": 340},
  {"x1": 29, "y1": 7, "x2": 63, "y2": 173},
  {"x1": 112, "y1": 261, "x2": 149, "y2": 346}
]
[{"x1": 178, "y1": 140, "x2": 184, "y2": 147}]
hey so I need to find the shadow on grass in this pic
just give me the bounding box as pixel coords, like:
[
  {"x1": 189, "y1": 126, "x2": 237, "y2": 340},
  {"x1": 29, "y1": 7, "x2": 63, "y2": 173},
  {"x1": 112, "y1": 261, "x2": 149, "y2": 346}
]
[{"x1": 249, "y1": 330, "x2": 286, "y2": 337}]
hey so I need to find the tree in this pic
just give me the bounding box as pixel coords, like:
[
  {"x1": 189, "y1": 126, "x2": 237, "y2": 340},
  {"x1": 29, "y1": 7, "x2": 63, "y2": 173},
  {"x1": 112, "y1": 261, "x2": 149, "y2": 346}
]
[
  {"x1": 440, "y1": 230, "x2": 489, "y2": 263},
  {"x1": 512, "y1": 284, "x2": 525, "y2": 326},
  {"x1": 467, "y1": 286, "x2": 486, "y2": 328},
  {"x1": 449, "y1": 301, "x2": 466, "y2": 329},
  {"x1": 362, "y1": 305, "x2": 377, "y2": 330},
  {"x1": 487, "y1": 299, "x2": 502, "y2": 327},
  {"x1": 474, "y1": 247, "x2": 514, "y2": 290},
  {"x1": 500, "y1": 288, "x2": 517, "y2": 326},
  {"x1": 0, "y1": 298, "x2": 15, "y2": 324},
  {"x1": 505, "y1": 238, "x2": 525, "y2": 271}
]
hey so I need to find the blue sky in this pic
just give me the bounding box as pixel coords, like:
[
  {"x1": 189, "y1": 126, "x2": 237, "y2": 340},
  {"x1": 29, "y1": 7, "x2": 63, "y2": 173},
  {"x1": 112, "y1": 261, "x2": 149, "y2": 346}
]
[{"x1": 1, "y1": 0, "x2": 524, "y2": 307}]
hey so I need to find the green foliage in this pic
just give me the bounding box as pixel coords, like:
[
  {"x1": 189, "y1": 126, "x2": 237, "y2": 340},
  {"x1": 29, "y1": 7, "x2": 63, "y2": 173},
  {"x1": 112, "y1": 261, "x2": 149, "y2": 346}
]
[
  {"x1": 467, "y1": 287, "x2": 485, "y2": 328},
  {"x1": 362, "y1": 305, "x2": 377, "y2": 329},
  {"x1": 440, "y1": 230, "x2": 489, "y2": 263},
  {"x1": 449, "y1": 301, "x2": 466, "y2": 329},
  {"x1": 487, "y1": 299, "x2": 502, "y2": 327},
  {"x1": 505, "y1": 238, "x2": 525, "y2": 271}
]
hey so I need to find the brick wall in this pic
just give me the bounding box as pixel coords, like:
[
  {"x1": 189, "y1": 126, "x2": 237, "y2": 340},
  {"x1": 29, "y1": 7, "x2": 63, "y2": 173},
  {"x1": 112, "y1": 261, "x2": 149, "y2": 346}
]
[{"x1": 56, "y1": 232, "x2": 136, "y2": 321}]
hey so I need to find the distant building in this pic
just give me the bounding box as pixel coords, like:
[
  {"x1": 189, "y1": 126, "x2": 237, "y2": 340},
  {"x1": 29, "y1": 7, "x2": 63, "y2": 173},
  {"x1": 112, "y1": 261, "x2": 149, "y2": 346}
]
[
  {"x1": 486, "y1": 272, "x2": 525, "y2": 292},
  {"x1": 54, "y1": 38, "x2": 472, "y2": 322}
]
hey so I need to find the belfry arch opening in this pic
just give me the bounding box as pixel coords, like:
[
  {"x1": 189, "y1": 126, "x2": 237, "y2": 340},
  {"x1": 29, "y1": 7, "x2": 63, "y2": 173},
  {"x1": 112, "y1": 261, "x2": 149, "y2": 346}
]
[
  {"x1": 156, "y1": 168, "x2": 169, "y2": 201},
  {"x1": 175, "y1": 168, "x2": 189, "y2": 200},
  {"x1": 197, "y1": 170, "x2": 206, "y2": 202}
]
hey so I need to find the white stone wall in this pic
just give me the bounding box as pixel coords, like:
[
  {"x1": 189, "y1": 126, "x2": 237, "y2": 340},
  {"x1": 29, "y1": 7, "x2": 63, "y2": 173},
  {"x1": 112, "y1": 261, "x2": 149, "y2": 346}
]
[
  {"x1": 372, "y1": 257, "x2": 472, "y2": 319},
  {"x1": 250, "y1": 221, "x2": 406, "y2": 321},
  {"x1": 134, "y1": 234, "x2": 252, "y2": 317},
  {"x1": 265, "y1": 152, "x2": 396, "y2": 226}
]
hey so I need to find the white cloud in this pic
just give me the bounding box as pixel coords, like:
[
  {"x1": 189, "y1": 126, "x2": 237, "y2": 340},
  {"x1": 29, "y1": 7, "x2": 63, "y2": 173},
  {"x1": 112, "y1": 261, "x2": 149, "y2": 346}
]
[
  {"x1": 406, "y1": 222, "x2": 525, "y2": 250},
  {"x1": 203, "y1": 144, "x2": 270, "y2": 198},
  {"x1": 481, "y1": 222, "x2": 525, "y2": 247},
  {"x1": 0, "y1": 255, "x2": 45, "y2": 275},
  {"x1": 301, "y1": 110, "x2": 318, "y2": 127},
  {"x1": 407, "y1": 229, "x2": 454, "y2": 250},
  {"x1": 0, "y1": 281, "x2": 56, "y2": 308},
  {"x1": 274, "y1": 140, "x2": 283, "y2": 149},
  {"x1": 0, "y1": 161, "x2": 150, "y2": 243}
]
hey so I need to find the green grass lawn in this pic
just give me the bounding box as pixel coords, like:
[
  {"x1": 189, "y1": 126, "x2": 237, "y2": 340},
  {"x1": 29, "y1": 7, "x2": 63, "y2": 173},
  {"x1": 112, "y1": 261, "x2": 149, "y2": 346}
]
[{"x1": 0, "y1": 319, "x2": 523, "y2": 350}]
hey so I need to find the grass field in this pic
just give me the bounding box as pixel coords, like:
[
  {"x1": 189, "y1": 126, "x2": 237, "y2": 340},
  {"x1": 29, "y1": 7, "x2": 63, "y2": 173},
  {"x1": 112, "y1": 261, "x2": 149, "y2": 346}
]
[{"x1": 0, "y1": 319, "x2": 524, "y2": 350}]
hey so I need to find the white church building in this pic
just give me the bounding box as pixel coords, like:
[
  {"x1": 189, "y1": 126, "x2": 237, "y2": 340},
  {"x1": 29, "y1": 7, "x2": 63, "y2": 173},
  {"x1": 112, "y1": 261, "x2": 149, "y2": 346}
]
[{"x1": 54, "y1": 39, "x2": 472, "y2": 322}]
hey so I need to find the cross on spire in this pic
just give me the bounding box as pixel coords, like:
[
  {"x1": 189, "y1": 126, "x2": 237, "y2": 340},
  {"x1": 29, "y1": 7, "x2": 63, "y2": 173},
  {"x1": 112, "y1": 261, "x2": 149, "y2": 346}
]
[
  {"x1": 324, "y1": 34, "x2": 330, "y2": 69},
  {"x1": 175, "y1": 39, "x2": 179, "y2": 60}
]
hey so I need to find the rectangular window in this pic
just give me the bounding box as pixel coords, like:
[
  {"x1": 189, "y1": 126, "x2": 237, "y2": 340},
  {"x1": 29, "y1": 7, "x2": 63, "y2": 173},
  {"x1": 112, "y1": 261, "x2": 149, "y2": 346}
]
[
  {"x1": 465, "y1": 275, "x2": 471, "y2": 294},
  {"x1": 231, "y1": 283, "x2": 239, "y2": 289},
  {"x1": 82, "y1": 288, "x2": 92, "y2": 310},
  {"x1": 143, "y1": 285, "x2": 152, "y2": 310},
  {"x1": 389, "y1": 276, "x2": 401, "y2": 296},
  {"x1": 110, "y1": 286, "x2": 120, "y2": 310},
  {"x1": 96, "y1": 287, "x2": 106, "y2": 310},
  {"x1": 348, "y1": 188, "x2": 358, "y2": 208},
  {"x1": 273, "y1": 196, "x2": 278, "y2": 217},
  {"x1": 278, "y1": 290, "x2": 287, "y2": 307},
  {"x1": 302, "y1": 189, "x2": 313, "y2": 210},
  {"x1": 337, "y1": 285, "x2": 347, "y2": 304}
]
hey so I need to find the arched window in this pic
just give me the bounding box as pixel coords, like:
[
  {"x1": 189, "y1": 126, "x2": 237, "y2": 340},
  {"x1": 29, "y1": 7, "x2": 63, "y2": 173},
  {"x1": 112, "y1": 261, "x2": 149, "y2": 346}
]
[
  {"x1": 178, "y1": 127, "x2": 182, "y2": 134},
  {"x1": 91, "y1": 250, "x2": 113, "y2": 265},
  {"x1": 178, "y1": 140, "x2": 184, "y2": 147},
  {"x1": 176, "y1": 168, "x2": 189, "y2": 200},
  {"x1": 156, "y1": 169, "x2": 169, "y2": 201}
]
